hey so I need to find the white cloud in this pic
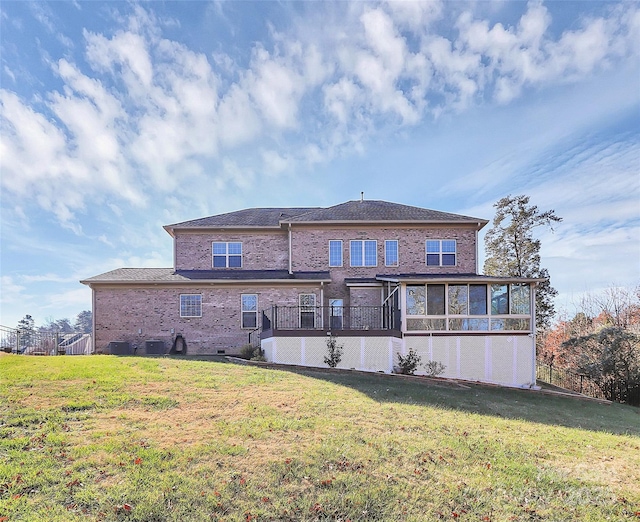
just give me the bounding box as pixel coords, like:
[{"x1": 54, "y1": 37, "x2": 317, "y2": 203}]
[
  {"x1": 1, "y1": 1, "x2": 638, "y2": 230},
  {"x1": 385, "y1": 0, "x2": 443, "y2": 32}
]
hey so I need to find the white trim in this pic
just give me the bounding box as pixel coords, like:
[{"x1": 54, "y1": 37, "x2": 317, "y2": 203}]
[
  {"x1": 299, "y1": 293, "x2": 316, "y2": 328},
  {"x1": 180, "y1": 293, "x2": 202, "y2": 318},
  {"x1": 475, "y1": 230, "x2": 479, "y2": 274},
  {"x1": 384, "y1": 239, "x2": 399, "y2": 267},
  {"x1": 404, "y1": 282, "x2": 533, "y2": 333},
  {"x1": 241, "y1": 293, "x2": 258, "y2": 329},
  {"x1": 531, "y1": 283, "x2": 537, "y2": 385},
  {"x1": 173, "y1": 237, "x2": 177, "y2": 270},
  {"x1": 345, "y1": 281, "x2": 382, "y2": 288},
  {"x1": 212, "y1": 241, "x2": 243, "y2": 268},
  {"x1": 425, "y1": 239, "x2": 457, "y2": 267},
  {"x1": 329, "y1": 239, "x2": 343, "y2": 267},
  {"x1": 349, "y1": 239, "x2": 378, "y2": 267}
]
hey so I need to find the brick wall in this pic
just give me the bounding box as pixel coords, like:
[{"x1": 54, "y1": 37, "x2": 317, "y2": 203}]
[
  {"x1": 93, "y1": 284, "x2": 321, "y2": 355},
  {"x1": 174, "y1": 231, "x2": 289, "y2": 270},
  {"x1": 290, "y1": 225, "x2": 478, "y2": 305}
]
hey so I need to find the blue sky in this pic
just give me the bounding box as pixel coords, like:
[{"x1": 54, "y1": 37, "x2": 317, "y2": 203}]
[{"x1": 1, "y1": 1, "x2": 638, "y2": 329}]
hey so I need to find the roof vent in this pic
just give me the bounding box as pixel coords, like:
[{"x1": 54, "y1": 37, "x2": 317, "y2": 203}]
[{"x1": 360, "y1": 191, "x2": 364, "y2": 202}]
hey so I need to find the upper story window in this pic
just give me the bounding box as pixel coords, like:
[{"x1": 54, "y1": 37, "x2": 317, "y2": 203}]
[
  {"x1": 180, "y1": 294, "x2": 202, "y2": 318},
  {"x1": 329, "y1": 240, "x2": 343, "y2": 267},
  {"x1": 213, "y1": 242, "x2": 242, "y2": 268},
  {"x1": 426, "y1": 240, "x2": 456, "y2": 266},
  {"x1": 385, "y1": 240, "x2": 398, "y2": 267},
  {"x1": 350, "y1": 240, "x2": 377, "y2": 267}
]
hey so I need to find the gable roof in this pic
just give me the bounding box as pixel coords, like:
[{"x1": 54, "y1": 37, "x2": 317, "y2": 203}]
[
  {"x1": 166, "y1": 207, "x2": 317, "y2": 232},
  {"x1": 164, "y1": 200, "x2": 487, "y2": 235},
  {"x1": 285, "y1": 200, "x2": 486, "y2": 225}
]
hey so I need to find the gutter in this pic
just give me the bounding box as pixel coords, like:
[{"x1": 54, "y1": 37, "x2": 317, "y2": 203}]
[{"x1": 80, "y1": 278, "x2": 333, "y2": 287}]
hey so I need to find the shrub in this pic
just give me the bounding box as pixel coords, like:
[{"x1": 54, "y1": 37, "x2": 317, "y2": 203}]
[
  {"x1": 324, "y1": 336, "x2": 343, "y2": 368},
  {"x1": 424, "y1": 360, "x2": 446, "y2": 377},
  {"x1": 239, "y1": 344, "x2": 258, "y2": 360},
  {"x1": 251, "y1": 347, "x2": 266, "y2": 362},
  {"x1": 396, "y1": 349, "x2": 422, "y2": 375}
]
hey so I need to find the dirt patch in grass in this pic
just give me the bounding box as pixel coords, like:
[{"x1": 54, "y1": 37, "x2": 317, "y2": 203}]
[{"x1": 558, "y1": 443, "x2": 640, "y2": 496}]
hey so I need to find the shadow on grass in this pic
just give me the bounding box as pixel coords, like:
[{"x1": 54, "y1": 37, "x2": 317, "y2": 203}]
[
  {"x1": 249, "y1": 361, "x2": 640, "y2": 437},
  {"x1": 127, "y1": 355, "x2": 640, "y2": 437}
]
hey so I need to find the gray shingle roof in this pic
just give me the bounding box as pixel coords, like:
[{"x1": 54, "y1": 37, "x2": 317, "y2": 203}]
[
  {"x1": 285, "y1": 200, "x2": 486, "y2": 224},
  {"x1": 165, "y1": 200, "x2": 487, "y2": 231},
  {"x1": 167, "y1": 208, "x2": 318, "y2": 229},
  {"x1": 80, "y1": 268, "x2": 331, "y2": 285}
]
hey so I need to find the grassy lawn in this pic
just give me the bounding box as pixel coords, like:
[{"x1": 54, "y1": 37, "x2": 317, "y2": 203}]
[{"x1": 1, "y1": 354, "x2": 639, "y2": 521}]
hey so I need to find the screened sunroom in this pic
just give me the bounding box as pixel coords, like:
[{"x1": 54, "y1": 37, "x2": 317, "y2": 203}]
[{"x1": 400, "y1": 278, "x2": 537, "y2": 334}]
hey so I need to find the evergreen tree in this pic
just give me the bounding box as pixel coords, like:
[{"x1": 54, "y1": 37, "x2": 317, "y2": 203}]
[
  {"x1": 16, "y1": 314, "x2": 35, "y2": 350},
  {"x1": 74, "y1": 310, "x2": 93, "y2": 333},
  {"x1": 483, "y1": 195, "x2": 562, "y2": 332}
]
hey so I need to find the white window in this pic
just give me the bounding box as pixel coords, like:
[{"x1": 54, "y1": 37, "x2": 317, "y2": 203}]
[
  {"x1": 299, "y1": 294, "x2": 316, "y2": 328},
  {"x1": 329, "y1": 298, "x2": 344, "y2": 329},
  {"x1": 426, "y1": 240, "x2": 456, "y2": 266},
  {"x1": 350, "y1": 240, "x2": 377, "y2": 267},
  {"x1": 213, "y1": 242, "x2": 242, "y2": 268},
  {"x1": 329, "y1": 240, "x2": 343, "y2": 267},
  {"x1": 385, "y1": 240, "x2": 398, "y2": 267},
  {"x1": 180, "y1": 294, "x2": 202, "y2": 318},
  {"x1": 241, "y1": 294, "x2": 257, "y2": 329}
]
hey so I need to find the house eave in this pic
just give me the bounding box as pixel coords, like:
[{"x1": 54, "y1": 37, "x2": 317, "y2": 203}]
[
  {"x1": 81, "y1": 278, "x2": 332, "y2": 287},
  {"x1": 282, "y1": 219, "x2": 488, "y2": 229},
  {"x1": 375, "y1": 274, "x2": 547, "y2": 284},
  {"x1": 165, "y1": 225, "x2": 285, "y2": 236}
]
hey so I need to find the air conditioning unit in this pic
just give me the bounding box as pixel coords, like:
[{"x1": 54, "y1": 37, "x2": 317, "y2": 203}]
[
  {"x1": 109, "y1": 341, "x2": 131, "y2": 355},
  {"x1": 145, "y1": 340, "x2": 164, "y2": 355}
]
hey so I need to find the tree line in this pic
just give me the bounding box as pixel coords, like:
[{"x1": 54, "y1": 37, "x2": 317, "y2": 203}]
[
  {"x1": 16, "y1": 310, "x2": 92, "y2": 337},
  {"x1": 538, "y1": 287, "x2": 640, "y2": 405},
  {"x1": 484, "y1": 195, "x2": 639, "y2": 406}
]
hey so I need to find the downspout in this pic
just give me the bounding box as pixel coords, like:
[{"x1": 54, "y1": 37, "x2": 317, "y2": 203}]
[
  {"x1": 288, "y1": 223, "x2": 293, "y2": 275},
  {"x1": 531, "y1": 282, "x2": 537, "y2": 387},
  {"x1": 320, "y1": 282, "x2": 324, "y2": 328},
  {"x1": 91, "y1": 287, "x2": 96, "y2": 354},
  {"x1": 475, "y1": 227, "x2": 479, "y2": 274}
]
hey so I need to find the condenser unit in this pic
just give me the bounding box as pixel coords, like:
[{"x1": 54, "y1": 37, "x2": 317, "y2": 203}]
[
  {"x1": 145, "y1": 340, "x2": 164, "y2": 355},
  {"x1": 108, "y1": 341, "x2": 131, "y2": 355}
]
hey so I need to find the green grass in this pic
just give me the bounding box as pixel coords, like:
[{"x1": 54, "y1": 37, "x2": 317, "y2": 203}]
[{"x1": 1, "y1": 354, "x2": 639, "y2": 521}]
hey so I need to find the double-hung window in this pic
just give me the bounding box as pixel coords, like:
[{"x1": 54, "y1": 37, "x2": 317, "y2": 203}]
[
  {"x1": 329, "y1": 240, "x2": 343, "y2": 267},
  {"x1": 241, "y1": 294, "x2": 257, "y2": 328},
  {"x1": 180, "y1": 294, "x2": 202, "y2": 318},
  {"x1": 213, "y1": 242, "x2": 242, "y2": 268},
  {"x1": 350, "y1": 240, "x2": 377, "y2": 267},
  {"x1": 426, "y1": 240, "x2": 456, "y2": 266},
  {"x1": 299, "y1": 294, "x2": 316, "y2": 328},
  {"x1": 385, "y1": 240, "x2": 398, "y2": 267}
]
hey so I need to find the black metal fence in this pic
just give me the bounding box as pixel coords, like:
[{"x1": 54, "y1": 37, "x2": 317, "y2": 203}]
[
  {"x1": 262, "y1": 305, "x2": 400, "y2": 332},
  {"x1": 0, "y1": 325, "x2": 92, "y2": 355},
  {"x1": 536, "y1": 361, "x2": 606, "y2": 400}
]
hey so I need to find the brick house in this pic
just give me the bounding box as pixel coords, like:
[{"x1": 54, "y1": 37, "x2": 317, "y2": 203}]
[{"x1": 81, "y1": 199, "x2": 542, "y2": 387}]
